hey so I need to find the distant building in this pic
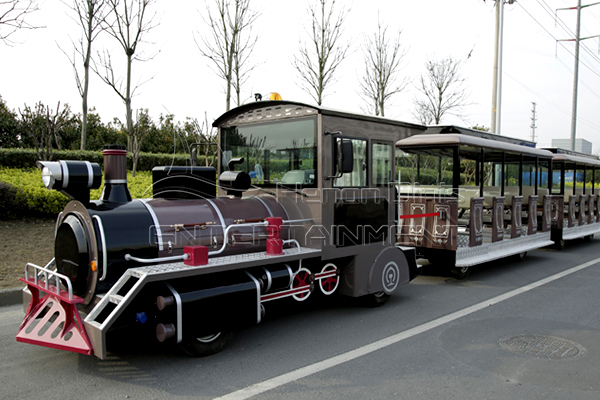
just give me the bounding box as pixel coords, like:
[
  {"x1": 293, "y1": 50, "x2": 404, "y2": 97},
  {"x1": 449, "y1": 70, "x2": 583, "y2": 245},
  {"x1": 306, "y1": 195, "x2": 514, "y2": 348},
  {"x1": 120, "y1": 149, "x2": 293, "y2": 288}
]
[{"x1": 551, "y1": 138, "x2": 592, "y2": 155}]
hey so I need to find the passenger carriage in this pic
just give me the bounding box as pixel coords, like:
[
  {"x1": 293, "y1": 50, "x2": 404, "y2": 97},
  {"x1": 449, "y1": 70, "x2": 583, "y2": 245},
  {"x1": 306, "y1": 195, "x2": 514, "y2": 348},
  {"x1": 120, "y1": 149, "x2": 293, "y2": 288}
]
[
  {"x1": 544, "y1": 147, "x2": 600, "y2": 249},
  {"x1": 395, "y1": 126, "x2": 556, "y2": 278}
]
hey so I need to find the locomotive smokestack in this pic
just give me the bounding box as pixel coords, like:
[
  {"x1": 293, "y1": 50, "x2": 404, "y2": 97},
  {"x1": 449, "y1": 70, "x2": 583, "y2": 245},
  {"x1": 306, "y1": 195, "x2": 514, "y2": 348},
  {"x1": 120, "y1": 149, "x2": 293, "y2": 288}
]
[{"x1": 101, "y1": 144, "x2": 132, "y2": 203}]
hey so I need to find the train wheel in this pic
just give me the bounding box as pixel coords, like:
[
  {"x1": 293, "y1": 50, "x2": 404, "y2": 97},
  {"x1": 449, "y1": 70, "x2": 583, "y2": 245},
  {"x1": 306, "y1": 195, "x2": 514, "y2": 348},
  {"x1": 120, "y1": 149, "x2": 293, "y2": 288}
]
[
  {"x1": 451, "y1": 266, "x2": 471, "y2": 279},
  {"x1": 319, "y1": 264, "x2": 339, "y2": 295},
  {"x1": 555, "y1": 238, "x2": 566, "y2": 250},
  {"x1": 179, "y1": 331, "x2": 233, "y2": 357},
  {"x1": 292, "y1": 268, "x2": 313, "y2": 301},
  {"x1": 363, "y1": 291, "x2": 391, "y2": 308}
]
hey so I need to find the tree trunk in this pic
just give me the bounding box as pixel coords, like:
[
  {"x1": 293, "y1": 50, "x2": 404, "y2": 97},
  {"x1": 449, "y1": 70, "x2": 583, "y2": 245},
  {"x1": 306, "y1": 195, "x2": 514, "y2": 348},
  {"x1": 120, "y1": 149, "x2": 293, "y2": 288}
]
[
  {"x1": 80, "y1": 14, "x2": 93, "y2": 151},
  {"x1": 126, "y1": 52, "x2": 133, "y2": 152}
]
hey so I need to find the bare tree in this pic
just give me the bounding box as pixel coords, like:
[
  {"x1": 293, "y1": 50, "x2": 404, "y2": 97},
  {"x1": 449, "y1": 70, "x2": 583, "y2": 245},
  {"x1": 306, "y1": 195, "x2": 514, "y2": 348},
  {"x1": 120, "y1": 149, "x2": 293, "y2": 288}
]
[
  {"x1": 130, "y1": 108, "x2": 151, "y2": 176},
  {"x1": 185, "y1": 114, "x2": 218, "y2": 167},
  {"x1": 0, "y1": 0, "x2": 40, "y2": 45},
  {"x1": 196, "y1": 0, "x2": 259, "y2": 112},
  {"x1": 19, "y1": 101, "x2": 72, "y2": 161},
  {"x1": 360, "y1": 16, "x2": 408, "y2": 117},
  {"x1": 292, "y1": 0, "x2": 350, "y2": 106},
  {"x1": 413, "y1": 56, "x2": 469, "y2": 125},
  {"x1": 94, "y1": 0, "x2": 158, "y2": 153},
  {"x1": 60, "y1": 0, "x2": 107, "y2": 151}
]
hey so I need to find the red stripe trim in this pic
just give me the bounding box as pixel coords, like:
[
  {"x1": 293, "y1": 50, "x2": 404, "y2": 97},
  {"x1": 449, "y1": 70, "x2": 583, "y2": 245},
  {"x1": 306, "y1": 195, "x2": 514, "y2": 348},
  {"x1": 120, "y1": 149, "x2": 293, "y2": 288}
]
[
  {"x1": 102, "y1": 149, "x2": 127, "y2": 156},
  {"x1": 399, "y1": 212, "x2": 440, "y2": 220}
]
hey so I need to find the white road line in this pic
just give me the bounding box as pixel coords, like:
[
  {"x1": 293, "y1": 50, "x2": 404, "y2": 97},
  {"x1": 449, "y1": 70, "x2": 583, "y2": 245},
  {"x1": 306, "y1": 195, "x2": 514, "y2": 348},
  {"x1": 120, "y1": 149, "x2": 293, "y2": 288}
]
[{"x1": 214, "y1": 256, "x2": 600, "y2": 400}]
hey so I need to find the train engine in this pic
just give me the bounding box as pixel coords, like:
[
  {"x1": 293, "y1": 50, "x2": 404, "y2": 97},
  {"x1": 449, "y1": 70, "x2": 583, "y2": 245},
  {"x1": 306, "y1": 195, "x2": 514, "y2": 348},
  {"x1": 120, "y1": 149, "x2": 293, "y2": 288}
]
[{"x1": 17, "y1": 100, "x2": 422, "y2": 359}]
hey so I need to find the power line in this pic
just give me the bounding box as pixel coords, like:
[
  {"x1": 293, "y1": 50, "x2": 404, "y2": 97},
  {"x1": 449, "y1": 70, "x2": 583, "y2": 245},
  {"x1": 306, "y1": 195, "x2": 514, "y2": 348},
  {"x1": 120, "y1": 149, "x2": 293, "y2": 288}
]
[
  {"x1": 537, "y1": 0, "x2": 600, "y2": 65},
  {"x1": 504, "y1": 70, "x2": 600, "y2": 131},
  {"x1": 518, "y1": 2, "x2": 600, "y2": 79},
  {"x1": 554, "y1": 55, "x2": 600, "y2": 102},
  {"x1": 555, "y1": 1, "x2": 600, "y2": 150}
]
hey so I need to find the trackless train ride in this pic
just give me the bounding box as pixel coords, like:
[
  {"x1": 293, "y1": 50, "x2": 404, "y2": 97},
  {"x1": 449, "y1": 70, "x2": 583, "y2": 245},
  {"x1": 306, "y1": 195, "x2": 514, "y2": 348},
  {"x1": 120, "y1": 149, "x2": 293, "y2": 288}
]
[{"x1": 15, "y1": 101, "x2": 600, "y2": 358}]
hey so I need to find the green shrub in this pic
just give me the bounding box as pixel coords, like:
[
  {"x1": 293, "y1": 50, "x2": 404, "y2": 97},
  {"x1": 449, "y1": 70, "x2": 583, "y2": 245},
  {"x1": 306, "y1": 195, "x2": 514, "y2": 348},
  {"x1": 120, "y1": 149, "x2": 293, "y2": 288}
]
[
  {"x1": 0, "y1": 181, "x2": 26, "y2": 219},
  {"x1": 0, "y1": 167, "x2": 154, "y2": 219}
]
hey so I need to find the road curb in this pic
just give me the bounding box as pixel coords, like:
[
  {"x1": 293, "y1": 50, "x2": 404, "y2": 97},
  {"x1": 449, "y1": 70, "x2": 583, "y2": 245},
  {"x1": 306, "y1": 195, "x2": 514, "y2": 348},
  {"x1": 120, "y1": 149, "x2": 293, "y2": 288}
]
[{"x1": 0, "y1": 287, "x2": 22, "y2": 307}]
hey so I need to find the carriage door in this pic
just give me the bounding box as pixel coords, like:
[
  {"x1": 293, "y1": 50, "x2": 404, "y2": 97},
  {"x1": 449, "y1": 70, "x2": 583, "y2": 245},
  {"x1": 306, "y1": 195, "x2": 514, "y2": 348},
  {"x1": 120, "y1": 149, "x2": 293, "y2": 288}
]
[{"x1": 333, "y1": 139, "x2": 390, "y2": 247}]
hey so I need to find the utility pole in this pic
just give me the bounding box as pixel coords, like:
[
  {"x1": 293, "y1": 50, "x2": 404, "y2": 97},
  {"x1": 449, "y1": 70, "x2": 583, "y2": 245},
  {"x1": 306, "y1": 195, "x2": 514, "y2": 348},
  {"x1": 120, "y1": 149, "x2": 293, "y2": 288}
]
[
  {"x1": 557, "y1": 1, "x2": 600, "y2": 151},
  {"x1": 490, "y1": 0, "x2": 515, "y2": 135},
  {"x1": 530, "y1": 102, "x2": 537, "y2": 143}
]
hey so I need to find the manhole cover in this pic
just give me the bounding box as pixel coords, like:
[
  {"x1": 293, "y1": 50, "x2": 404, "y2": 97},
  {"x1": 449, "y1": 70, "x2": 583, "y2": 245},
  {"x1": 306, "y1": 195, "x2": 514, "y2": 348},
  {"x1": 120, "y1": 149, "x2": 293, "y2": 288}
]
[{"x1": 500, "y1": 335, "x2": 586, "y2": 360}]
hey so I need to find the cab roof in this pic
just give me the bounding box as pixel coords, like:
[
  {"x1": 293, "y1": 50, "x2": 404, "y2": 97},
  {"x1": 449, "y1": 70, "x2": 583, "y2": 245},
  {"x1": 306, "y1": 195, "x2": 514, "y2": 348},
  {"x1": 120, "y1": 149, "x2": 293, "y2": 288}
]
[{"x1": 212, "y1": 100, "x2": 426, "y2": 131}]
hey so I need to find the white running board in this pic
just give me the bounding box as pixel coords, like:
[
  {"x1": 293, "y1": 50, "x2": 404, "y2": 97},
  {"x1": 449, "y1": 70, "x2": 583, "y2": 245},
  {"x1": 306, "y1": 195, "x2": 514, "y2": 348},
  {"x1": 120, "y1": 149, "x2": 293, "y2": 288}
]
[{"x1": 456, "y1": 232, "x2": 553, "y2": 267}]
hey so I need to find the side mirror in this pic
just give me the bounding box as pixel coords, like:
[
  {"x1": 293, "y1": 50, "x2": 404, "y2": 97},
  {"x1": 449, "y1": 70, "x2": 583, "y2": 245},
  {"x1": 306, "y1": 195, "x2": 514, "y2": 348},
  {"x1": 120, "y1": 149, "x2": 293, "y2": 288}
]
[
  {"x1": 339, "y1": 139, "x2": 354, "y2": 174},
  {"x1": 326, "y1": 136, "x2": 353, "y2": 180}
]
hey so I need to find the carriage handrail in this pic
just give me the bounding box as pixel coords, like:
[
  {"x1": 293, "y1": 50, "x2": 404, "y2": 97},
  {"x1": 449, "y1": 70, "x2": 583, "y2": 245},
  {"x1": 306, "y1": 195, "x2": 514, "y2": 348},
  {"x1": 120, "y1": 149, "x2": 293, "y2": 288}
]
[{"x1": 24, "y1": 260, "x2": 74, "y2": 301}]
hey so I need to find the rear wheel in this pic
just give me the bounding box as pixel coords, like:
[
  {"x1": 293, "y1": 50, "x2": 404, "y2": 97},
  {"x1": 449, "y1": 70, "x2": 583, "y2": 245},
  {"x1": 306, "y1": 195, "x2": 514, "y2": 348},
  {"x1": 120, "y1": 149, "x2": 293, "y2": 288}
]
[
  {"x1": 363, "y1": 291, "x2": 391, "y2": 307},
  {"x1": 451, "y1": 266, "x2": 471, "y2": 279},
  {"x1": 179, "y1": 332, "x2": 233, "y2": 357},
  {"x1": 515, "y1": 251, "x2": 527, "y2": 261}
]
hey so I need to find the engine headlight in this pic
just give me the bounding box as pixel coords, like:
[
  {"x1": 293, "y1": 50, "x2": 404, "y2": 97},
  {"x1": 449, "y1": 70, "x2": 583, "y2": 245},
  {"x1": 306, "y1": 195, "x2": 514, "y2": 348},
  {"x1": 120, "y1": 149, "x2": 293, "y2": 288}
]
[{"x1": 38, "y1": 161, "x2": 64, "y2": 190}]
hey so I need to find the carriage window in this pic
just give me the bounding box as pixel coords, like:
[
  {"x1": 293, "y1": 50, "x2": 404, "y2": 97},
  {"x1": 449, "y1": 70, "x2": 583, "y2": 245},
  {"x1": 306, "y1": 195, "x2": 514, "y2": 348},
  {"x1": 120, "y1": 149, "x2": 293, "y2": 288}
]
[
  {"x1": 372, "y1": 143, "x2": 392, "y2": 186},
  {"x1": 565, "y1": 168, "x2": 577, "y2": 194},
  {"x1": 552, "y1": 167, "x2": 562, "y2": 194},
  {"x1": 396, "y1": 149, "x2": 453, "y2": 186},
  {"x1": 538, "y1": 161, "x2": 550, "y2": 191},
  {"x1": 522, "y1": 164, "x2": 536, "y2": 188},
  {"x1": 504, "y1": 162, "x2": 520, "y2": 187},
  {"x1": 334, "y1": 139, "x2": 367, "y2": 187}
]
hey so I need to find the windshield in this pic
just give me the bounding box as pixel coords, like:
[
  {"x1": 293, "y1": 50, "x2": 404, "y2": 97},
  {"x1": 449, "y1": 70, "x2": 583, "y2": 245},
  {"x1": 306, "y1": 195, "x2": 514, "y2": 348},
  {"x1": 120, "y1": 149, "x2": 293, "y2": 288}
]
[{"x1": 220, "y1": 117, "x2": 317, "y2": 187}]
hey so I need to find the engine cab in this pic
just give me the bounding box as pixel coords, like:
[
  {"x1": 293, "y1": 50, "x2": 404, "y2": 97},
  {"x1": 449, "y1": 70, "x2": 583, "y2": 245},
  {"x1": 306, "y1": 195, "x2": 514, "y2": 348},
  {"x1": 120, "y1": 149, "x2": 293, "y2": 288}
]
[{"x1": 213, "y1": 101, "x2": 426, "y2": 296}]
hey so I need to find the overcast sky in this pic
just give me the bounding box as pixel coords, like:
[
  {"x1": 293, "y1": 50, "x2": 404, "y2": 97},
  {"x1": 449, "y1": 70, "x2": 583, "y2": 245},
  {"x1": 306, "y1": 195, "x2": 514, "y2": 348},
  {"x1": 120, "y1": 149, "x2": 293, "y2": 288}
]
[{"x1": 2, "y1": 0, "x2": 599, "y2": 151}]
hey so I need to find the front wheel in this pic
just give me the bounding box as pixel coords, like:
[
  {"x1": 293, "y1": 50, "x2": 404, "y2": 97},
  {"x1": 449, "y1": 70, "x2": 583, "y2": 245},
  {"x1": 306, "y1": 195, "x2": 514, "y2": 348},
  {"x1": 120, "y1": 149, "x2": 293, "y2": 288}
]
[
  {"x1": 179, "y1": 332, "x2": 234, "y2": 357},
  {"x1": 363, "y1": 291, "x2": 391, "y2": 308}
]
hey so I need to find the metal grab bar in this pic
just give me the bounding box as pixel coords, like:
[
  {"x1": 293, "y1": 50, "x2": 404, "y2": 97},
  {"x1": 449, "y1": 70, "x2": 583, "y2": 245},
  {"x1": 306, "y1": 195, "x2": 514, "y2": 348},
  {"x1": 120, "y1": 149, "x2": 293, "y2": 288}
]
[
  {"x1": 209, "y1": 221, "x2": 269, "y2": 256},
  {"x1": 92, "y1": 215, "x2": 108, "y2": 282},
  {"x1": 283, "y1": 218, "x2": 313, "y2": 224},
  {"x1": 124, "y1": 253, "x2": 189, "y2": 264}
]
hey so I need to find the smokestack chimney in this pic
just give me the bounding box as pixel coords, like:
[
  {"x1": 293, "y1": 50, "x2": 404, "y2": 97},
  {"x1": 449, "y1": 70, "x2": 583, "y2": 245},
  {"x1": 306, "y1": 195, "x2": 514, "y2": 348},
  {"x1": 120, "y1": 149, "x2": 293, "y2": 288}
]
[{"x1": 101, "y1": 144, "x2": 131, "y2": 203}]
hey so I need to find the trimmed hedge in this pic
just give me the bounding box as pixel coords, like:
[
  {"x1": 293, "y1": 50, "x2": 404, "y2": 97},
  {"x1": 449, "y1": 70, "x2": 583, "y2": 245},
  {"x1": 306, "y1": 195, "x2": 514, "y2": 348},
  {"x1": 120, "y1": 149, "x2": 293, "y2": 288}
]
[
  {"x1": 0, "y1": 181, "x2": 25, "y2": 219},
  {"x1": 0, "y1": 148, "x2": 210, "y2": 171},
  {"x1": 0, "y1": 167, "x2": 154, "y2": 219}
]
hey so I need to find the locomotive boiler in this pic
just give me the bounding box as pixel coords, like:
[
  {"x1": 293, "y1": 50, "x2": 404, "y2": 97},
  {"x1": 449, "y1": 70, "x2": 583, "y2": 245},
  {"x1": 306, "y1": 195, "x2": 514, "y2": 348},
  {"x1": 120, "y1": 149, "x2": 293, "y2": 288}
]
[
  {"x1": 17, "y1": 100, "x2": 423, "y2": 359},
  {"x1": 46, "y1": 146, "x2": 289, "y2": 305}
]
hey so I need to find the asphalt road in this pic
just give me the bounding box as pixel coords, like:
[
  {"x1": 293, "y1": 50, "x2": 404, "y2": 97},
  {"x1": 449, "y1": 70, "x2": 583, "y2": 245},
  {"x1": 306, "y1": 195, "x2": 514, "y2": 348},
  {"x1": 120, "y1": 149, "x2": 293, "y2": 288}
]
[{"x1": 1, "y1": 239, "x2": 600, "y2": 400}]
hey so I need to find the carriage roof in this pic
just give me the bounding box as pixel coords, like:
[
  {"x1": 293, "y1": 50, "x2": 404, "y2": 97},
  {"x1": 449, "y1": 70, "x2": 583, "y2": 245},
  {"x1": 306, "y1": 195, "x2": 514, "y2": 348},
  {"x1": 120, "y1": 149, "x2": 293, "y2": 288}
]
[{"x1": 396, "y1": 133, "x2": 554, "y2": 161}]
